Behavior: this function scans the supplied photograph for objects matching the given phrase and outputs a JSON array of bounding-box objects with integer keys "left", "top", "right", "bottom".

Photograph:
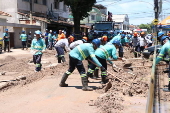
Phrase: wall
[
  {"left": 0, "top": 0, "right": 17, "bottom": 23},
  {"left": 18, "top": 0, "right": 47, "bottom": 14},
  {"left": 48, "top": 0, "right": 69, "bottom": 19}
]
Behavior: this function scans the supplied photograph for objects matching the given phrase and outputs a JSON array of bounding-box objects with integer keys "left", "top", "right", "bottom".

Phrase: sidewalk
[{"left": 0, "top": 48, "right": 31, "bottom": 60}]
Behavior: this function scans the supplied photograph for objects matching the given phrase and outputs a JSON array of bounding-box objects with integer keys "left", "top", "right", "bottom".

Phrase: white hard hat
[
  {"left": 35, "top": 30, "right": 41, "bottom": 35},
  {"left": 50, "top": 30, "right": 52, "bottom": 32}
]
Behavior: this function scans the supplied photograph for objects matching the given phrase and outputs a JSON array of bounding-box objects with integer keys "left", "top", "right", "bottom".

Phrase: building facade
[
  {"left": 0, "top": 0, "right": 72, "bottom": 47},
  {"left": 80, "top": 4, "right": 107, "bottom": 27},
  {"left": 112, "top": 14, "right": 130, "bottom": 30}
]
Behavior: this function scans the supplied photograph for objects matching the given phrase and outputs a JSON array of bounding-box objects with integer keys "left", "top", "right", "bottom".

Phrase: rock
[
  {"left": 16, "top": 76, "right": 26, "bottom": 81},
  {"left": 1, "top": 72, "right": 6, "bottom": 75}
]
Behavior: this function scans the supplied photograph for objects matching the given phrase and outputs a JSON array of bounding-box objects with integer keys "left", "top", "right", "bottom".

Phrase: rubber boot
[
  {"left": 86, "top": 72, "right": 93, "bottom": 78},
  {"left": 59, "top": 73, "right": 69, "bottom": 87},
  {"left": 134, "top": 52, "right": 137, "bottom": 58},
  {"left": 81, "top": 77, "right": 93, "bottom": 91},
  {"left": 58, "top": 57, "right": 62, "bottom": 63},
  {"left": 93, "top": 69, "right": 99, "bottom": 79},
  {"left": 61, "top": 56, "right": 66, "bottom": 62},
  {"left": 101, "top": 76, "right": 108, "bottom": 84}
]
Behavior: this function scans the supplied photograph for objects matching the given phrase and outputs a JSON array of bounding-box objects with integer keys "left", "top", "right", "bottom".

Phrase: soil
[{"left": 0, "top": 48, "right": 168, "bottom": 113}]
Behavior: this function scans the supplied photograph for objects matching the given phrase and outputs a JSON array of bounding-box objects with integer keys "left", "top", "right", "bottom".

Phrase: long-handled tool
[
  {"left": 108, "top": 58, "right": 143, "bottom": 61},
  {"left": 123, "top": 64, "right": 168, "bottom": 69},
  {"left": 88, "top": 59, "right": 131, "bottom": 87}
]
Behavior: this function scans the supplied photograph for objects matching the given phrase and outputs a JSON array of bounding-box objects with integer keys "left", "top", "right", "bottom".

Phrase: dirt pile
[
  {"left": 0, "top": 55, "right": 16, "bottom": 64},
  {"left": 92, "top": 92, "right": 124, "bottom": 113},
  {"left": 91, "top": 50, "right": 152, "bottom": 112},
  {"left": 0, "top": 58, "right": 30, "bottom": 72}
]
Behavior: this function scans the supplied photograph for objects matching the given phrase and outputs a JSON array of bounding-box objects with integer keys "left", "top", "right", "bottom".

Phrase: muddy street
[{"left": 0, "top": 48, "right": 169, "bottom": 113}]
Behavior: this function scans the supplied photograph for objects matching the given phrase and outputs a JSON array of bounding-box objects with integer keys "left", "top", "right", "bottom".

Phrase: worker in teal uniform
[
  {"left": 155, "top": 36, "right": 170, "bottom": 92},
  {"left": 87, "top": 39, "right": 124, "bottom": 84},
  {"left": 59, "top": 39, "right": 105, "bottom": 91},
  {"left": 31, "top": 30, "right": 46, "bottom": 72},
  {"left": 20, "top": 31, "right": 27, "bottom": 50},
  {"left": 3, "top": 29, "right": 10, "bottom": 52}
]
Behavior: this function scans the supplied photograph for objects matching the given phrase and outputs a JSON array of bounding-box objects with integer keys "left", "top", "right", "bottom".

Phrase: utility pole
[
  {"left": 154, "top": 0, "right": 159, "bottom": 44},
  {"left": 30, "top": 0, "right": 33, "bottom": 25}
]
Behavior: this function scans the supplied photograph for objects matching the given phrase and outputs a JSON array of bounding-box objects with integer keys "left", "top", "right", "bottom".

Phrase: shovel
[{"left": 123, "top": 64, "right": 168, "bottom": 69}]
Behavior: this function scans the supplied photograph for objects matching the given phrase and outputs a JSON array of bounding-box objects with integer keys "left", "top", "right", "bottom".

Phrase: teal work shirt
[
  {"left": 31, "top": 38, "right": 46, "bottom": 55},
  {"left": 156, "top": 41, "right": 170, "bottom": 64},
  {"left": 52, "top": 35, "right": 57, "bottom": 40},
  {"left": 95, "top": 44, "right": 118, "bottom": 64},
  {"left": 3, "top": 32, "right": 10, "bottom": 41},
  {"left": 20, "top": 34, "right": 27, "bottom": 41},
  {"left": 109, "top": 35, "right": 121, "bottom": 43},
  {"left": 121, "top": 37, "right": 129, "bottom": 44},
  {"left": 107, "top": 35, "right": 121, "bottom": 45},
  {"left": 69, "top": 43, "right": 102, "bottom": 67},
  {"left": 48, "top": 33, "right": 53, "bottom": 42},
  {"left": 107, "top": 33, "right": 115, "bottom": 39}
]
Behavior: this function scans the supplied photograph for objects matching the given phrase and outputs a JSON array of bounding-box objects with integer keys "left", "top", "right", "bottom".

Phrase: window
[
  {"left": 91, "top": 15, "right": 96, "bottom": 21},
  {"left": 23, "top": 0, "right": 29, "bottom": 2},
  {"left": 54, "top": 0, "right": 59, "bottom": 9},
  {"left": 34, "top": 0, "right": 38, "bottom": 3},
  {"left": 42, "top": 0, "right": 46, "bottom": 5}
]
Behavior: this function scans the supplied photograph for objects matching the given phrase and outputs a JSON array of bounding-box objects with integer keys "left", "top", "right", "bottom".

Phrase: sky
[{"left": 96, "top": 0, "right": 170, "bottom": 25}]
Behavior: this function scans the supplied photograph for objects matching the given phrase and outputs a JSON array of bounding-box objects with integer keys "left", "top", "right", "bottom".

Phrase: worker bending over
[{"left": 59, "top": 39, "right": 105, "bottom": 91}]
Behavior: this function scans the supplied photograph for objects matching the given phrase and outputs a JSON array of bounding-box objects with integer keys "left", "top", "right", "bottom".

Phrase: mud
[
  {"left": 91, "top": 49, "right": 152, "bottom": 112},
  {"left": 0, "top": 49, "right": 159, "bottom": 113}
]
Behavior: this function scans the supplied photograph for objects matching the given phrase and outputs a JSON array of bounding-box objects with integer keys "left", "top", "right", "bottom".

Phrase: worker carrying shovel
[
  {"left": 87, "top": 39, "right": 125, "bottom": 84},
  {"left": 59, "top": 39, "right": 105, "bottom": 91},
  {"left": 30, "top": 30, "right": 46, "bottom": 72},
  {"left": 155, "top": 36, "right": 170, "bottom": 92}
]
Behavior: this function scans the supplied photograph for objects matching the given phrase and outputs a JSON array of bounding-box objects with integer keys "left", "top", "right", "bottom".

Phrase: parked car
[{"left": 142, "top": 45, "right": 161, "bottom": 59}]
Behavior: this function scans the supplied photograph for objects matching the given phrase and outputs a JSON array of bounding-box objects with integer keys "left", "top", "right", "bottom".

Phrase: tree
[
  {"left": 60, "top": 0, "right": 96, "bottom": 39},
  {"left": 139, "top": 23, "right": 153, "bottom": 33}
]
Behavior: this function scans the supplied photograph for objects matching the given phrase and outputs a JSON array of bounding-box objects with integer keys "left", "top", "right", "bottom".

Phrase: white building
[
  {"left": 112, "top": 14, "right": 129, "bottom": 30},
  {"left": 0, "top": 0, "right": 71, "bottom": 48}
]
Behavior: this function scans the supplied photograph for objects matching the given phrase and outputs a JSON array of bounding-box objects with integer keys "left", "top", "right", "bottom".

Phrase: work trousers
[
  {"left": 67, "top": 55, "right": 86, "bottom": 75},
  {"left": 22, "top": 41, "right": 26, "bottom": 49},
  {"left": 45, "top": 39, "right": 48, "bottom": 48},
  {"left": 4, "top": 41, "right": 10, "bottom": 52},
  {"left": 88, "top": 56, "right": 107, "bottom": 77},
  {"left": 27, "top": 40, "right": 32, "bottom": 47},
  {"left": 55, "top": 46, "right": 64, "bottom": 63},
  {"left": 89, "top": 56, "right": 107, "bottom": 70},
  {"left": 119, "top": 46, "right": 124, "bottom": 57},
  {"left": 33, "top": 54, "right": 42, "bottom": 71}
]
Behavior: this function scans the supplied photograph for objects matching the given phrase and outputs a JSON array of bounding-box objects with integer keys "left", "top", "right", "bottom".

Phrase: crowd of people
[{"left": 2, "top": 28, "right": 170, "bottom": 91}]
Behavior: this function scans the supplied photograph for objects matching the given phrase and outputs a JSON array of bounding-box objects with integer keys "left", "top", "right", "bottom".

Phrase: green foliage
[
  {"left": 60, "top": 0, "right": 96, "bottom": 20},
  {"left": 60, "top": 0, "right": 96, "bottom": 38},
  {"left": 139, "top": 23, "right": 152, "bottom": 33}
]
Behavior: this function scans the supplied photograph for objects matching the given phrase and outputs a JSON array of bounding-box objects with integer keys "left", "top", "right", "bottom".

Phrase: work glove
[
  {"left": 41, "top": 50, "right": 46, "bottom": 53},
  {"left": 100, "top": 66, "right": 106, "bottom": 72},
  {"left": 30, "top": 50, "right": 39, "bottom": 55},
  {"left": 121, "top": 58, "right": 127, "bottom": 62},
  {"left": 112, "top": 64, "right": 117, "bottom": 68}
]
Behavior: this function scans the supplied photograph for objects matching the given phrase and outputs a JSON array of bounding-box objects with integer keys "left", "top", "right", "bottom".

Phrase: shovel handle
[
  {"left": 125, "top": 64, "right": 168, "bottom": 68},
  {"left": 88, "top": 59, "right": 131, "bottom": 86}
]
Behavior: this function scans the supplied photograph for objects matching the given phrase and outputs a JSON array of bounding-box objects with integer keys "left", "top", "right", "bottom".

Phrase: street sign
[{"left": 153, "top": 19, "right": 159, "bottom": 25}]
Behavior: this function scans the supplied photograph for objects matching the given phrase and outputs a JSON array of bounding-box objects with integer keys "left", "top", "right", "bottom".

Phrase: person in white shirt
[
  {"left": 138, "top": 32, "right": 146, "bottom": 52},
  {"left": 54, "top": 38, "right": 70, "bottom": 64},
  {"left": 145, "top": 33, "right": 153, "bottom": 47},
  {"left": 69, "top": 37, "right": 88, "bottom": 50}
]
